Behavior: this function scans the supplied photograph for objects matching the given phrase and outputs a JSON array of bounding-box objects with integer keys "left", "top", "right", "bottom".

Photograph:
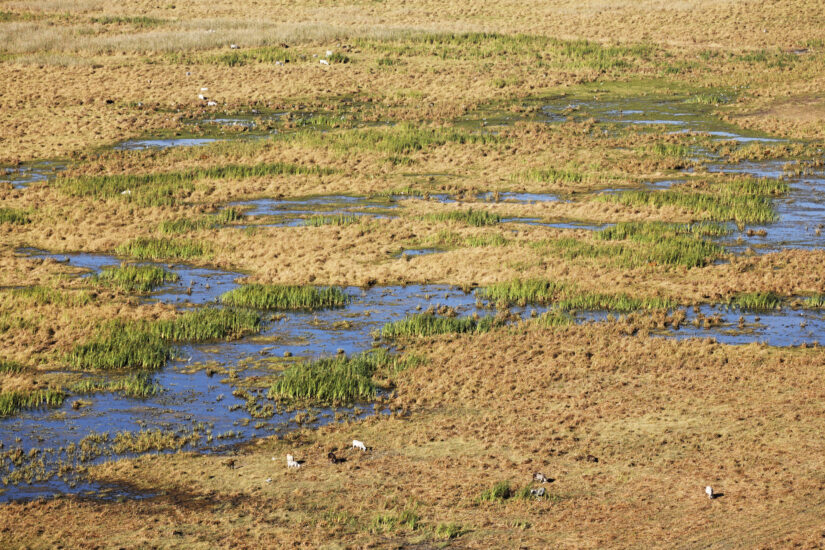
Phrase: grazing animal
[
  {"left": 328, "top": 452, "right": 342, "bottom": 464},
  {"left": 530, "top": 487, "right": 546, "bottom": 498},
  {"left": 326, "top": 50, "right": 333, "bottom": 57},
  {"left": 286, "top": 454, "right": 301, "bottom": 469},
  {"left": 198, "top": 94, "right": 206, "bottom": 101},
  {"left": 705, "top": 486, "right": 714, "bottom": 499},
  {"left": 352, "top": 439, "right": 367, "bottom": 451},
  {"left": 533, "top": 472, "right": 550, "bottom": 483},
  {"left": 230, "top": 44, "right": 239, "bottom": 49},
  {"left": 319, "top": 59, "right": 329, "bottom": 66},
  {"left": 207, "top": 101, "right": 217, "bottom": 106},
  {"left": 222, "top": 458, "right": 236, "bottom": 469}
]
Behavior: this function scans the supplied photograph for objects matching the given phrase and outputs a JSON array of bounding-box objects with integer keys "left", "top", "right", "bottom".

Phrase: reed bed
[
  {"left": 0, "top": 207, "right": 30, "bottom": 224},
  {"left": 268, "top": 351, "right": 387, "bottom": 404},
  {"left": 67, "top": 323, "right": 172, "bottom": 370},
  {"left": 304, "top": 214, "right": 360, "bottom": 227},
  {"left": 556, "top": 292, "right": 675, "bottom": 312},
  {"left": 8, "top": 285, "right": 93, "bottom": 306},
  {"left": 727, "top": 292, "right": 782, "bottom": 310},
  {"left": 0, "top": 389, "right": 65, "bottom": 417},
  {"left": 423, "top": 209, "right": 501, "bottom": 227},
  {"left": 149, "top": 307, "right": 261, "bottom": 342},
  {"left": 220, "top": 284, "right": 349, "bottom": 310},
  {"left": 0, "top": 359, "right": 25, "bottom": 374},
  {"left": 478, "top": 279, "right": 567, "bottom": 306},
  {"left": 115, "top": 237, "right": 209, "bottom": 260},
  {"left": 71, "top": 372, "right": 161, "bottom": 398},
  {"left": 91, "top": 264, "right": 178, "bottom": 292},
  {"left": 380, "top": 313, "right": 501, "bottom": 339},
  {"left": 55, "top": 162, "right": 330, "bottom": 206}
]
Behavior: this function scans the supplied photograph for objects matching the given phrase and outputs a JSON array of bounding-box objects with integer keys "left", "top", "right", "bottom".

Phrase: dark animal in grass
[
  {"left": 533, "top": 472, "right": 554, "bottom": 483},
  {"left": 328, "top": 452, "right": 345, "bottom": 464}
]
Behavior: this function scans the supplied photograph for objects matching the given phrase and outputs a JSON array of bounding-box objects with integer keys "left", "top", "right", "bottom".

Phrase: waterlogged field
[{"left": 2, "top": 0, "right": 825, "bottom": 547}]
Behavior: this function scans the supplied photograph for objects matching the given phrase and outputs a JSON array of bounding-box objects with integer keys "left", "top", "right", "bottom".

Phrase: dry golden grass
[{"left": 4, "top": 321, "right": 825, "bottom": 547}]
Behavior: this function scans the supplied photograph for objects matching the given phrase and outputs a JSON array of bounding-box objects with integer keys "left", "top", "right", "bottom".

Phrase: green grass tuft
[
  {"left": 220, "top": 284, "right": 349, "bottom": 310},
  {"left": 91, "top": 264, "right": 178, "bottom": 292},
  {"left": 728, "top": 292, "right": 782, "bottom": 311},
  {"left": 556, "top": 291, "right": 675, "bottom": 312},
  {"left": 305, "top": 214, "right": 360, "bottom": 227},
  {"left": 381, "top": 313, "right": 500, "bottom": 339},
  {"left": 424, "top": 209, "right": 501, "bottom": 227},
  {"left": 268, "top": 350, "right": 401, "bottom": 404},
  {"left": 0, "top": 359, "right": 25, "bottom": 374},
  {"left": 72, "top": 372, "right": 162, "bottom": 398},
  {"left": 0, "top": 389, "right": 65, "bottom": 417},
  {"left": 0, "top": 208, "right": 31, "bottom": 224},
  {"left": 115, "top": 237, "right": 209, "bottom": 260},
  {"left": 55, "top": 162, "right": 330, "bottom": 207},
  {"left": 479, "top": 279, "right": 567, "bottom": 306},
  {"left": 149, "top": 307, "right": 261, "bottom": 342}
]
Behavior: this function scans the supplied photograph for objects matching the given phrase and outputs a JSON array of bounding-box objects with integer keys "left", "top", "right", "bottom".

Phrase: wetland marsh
[{"left": 2, "top": 1, "right": 825, "bottom": 547}]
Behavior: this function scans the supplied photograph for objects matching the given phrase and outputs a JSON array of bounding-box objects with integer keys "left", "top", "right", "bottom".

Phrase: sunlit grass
[
  {"left": 0, "top": 208, "right": 31, "bottom": 224},
  {"left": 381, "top": 313, "right": 501, "bottom": 338},
  {"left": 0, "top": 389, "right": 65, "bottom": 417},
  {"left": 424, "top": 209, "right": 501, "bottom": 227},
  {"left": 91, "top": 264, "right": 178, "bottom": 292},
  {"left": 220, "top": 284, "right": 349, "bottom": 310},
  {"left": 115, "top": 237, "right": 209, "bottom": 260}
]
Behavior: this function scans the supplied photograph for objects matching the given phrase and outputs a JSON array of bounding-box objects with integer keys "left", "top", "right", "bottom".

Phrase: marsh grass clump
[
  {"left": 479, "top": 480, "right": 512, "bottom": 502},
  {"left": 56, "top": 162, "right": 330, "bottom": 207},
  {"left": 515, "top": 167, "right": 587, "bottom": 184},
  {"left": 466, "top": 233, "right": 509, "bottom": 247},
  {"left": 369, "top": 508, "right": 420, "bottom": 534},
  {"left": 205, "top": 46, "right": 295, "bottom": 66},
  {"left": 546, "top": 234, "right": 721, "bottom": 269},
  {"left": 91, "top": 264, "right": 178, "bottom": 292},
  {"left": 159, "top": 208, "right": 244, "bottom": 234},
  {"left": 220, "top": 284, "right": 349, "bottom": 311},
  {"left": 804, "top": 294, "right": 825, "bottom": 308},
  {"left": 381, "top": 313, "right": 500, "bottom": 339},
  {"left": 68, "top": 308, "right": 263, "bottom": 370},
  {"left": 0, "top": 359, "right": 25, "bottom": 374},
  {"left": 115, "top": 237, "right": 208, "bottom": 260},
  {"left": 72, "top": 372, "right": 161, "bottom": 398},
  {"left": 268, "top": 350, "right": 396, "bottom": 404},
  {"left": 592, "top": 221, "right": 727, "bottom": 267},
  {"left": 67, "top": 323, "right": 172, "bottom": 371},
  {"left": 9, "top": 285, "right": 93, "bottom": 306},
  {"left": 283, "top": 122, "right": 500, "bottom": 155},
  {"left": 305, "top": 214, "right": 360, "bottom": 227},
  {"left": 0, "top": 389, "right": 65, "bottom": 417},
  {"left": 479, "top": 279, "right": 567, "bottom": 306},
  {"left": 556, "top": 292, "right": 675, "bottom": 312},
  {"left": 424, "top": 209, "right": 501, "bottom": 227},
  {"left": 537, "top": 310, "right": 575, "bottom": 327},
  {"left": 0, "top": 207, "right": 30, "bottom": 224},
  {"left": 599, "top": 177, "right": 787, "bottom": 224},
  {"left": 149, "top": 307, "right": 261, "bottom": 342},
  {"left": 728, "top": 292, "right": 782, "bottom": 311},
  {"left": 435, "top": 523, "right": 464, "bottom": 540}
]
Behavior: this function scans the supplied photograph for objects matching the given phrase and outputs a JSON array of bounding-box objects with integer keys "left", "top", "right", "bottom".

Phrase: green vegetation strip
[
  {"left": 72, "top": 372, "right": 161, "bottom": 398},
  {"left": 598, "top": 177, "right": 788, "bottom": 224},
  {"left": 282, "top": 122, "right": 501, "bottom": 155},
  {"left": 115, "top": 237, "right": 209, "bottom": 260},
  {"left": 305, "top": 214, "right": 360, "bottom": 227},
  {"left": 67, "top": 308, "right": 262, "bottom": 370},
  {"left": 424, "top": 209, "right": 501, "bottom": 227},
  {"left": 268, "top": 350, "right": 419, "bottom": 405},
  {"left": 727, "top": 292, "right": 782, "bottom": 311},
  {"left": 381, "top": 313, "right": 501, "bottom": 338},
  {"left": 0, "top": 208, "right": 30, "bottom": 224},
  {"left": 91, "top": 264, "right": 178, "bottom": 293},
  {"left": 55, "top": 162, "right": 330, "bottom": 206},
  {"left": 220, "top": 284, "right": 349, "bottom": 310},
  {"left": 0, "top": 389, "right": 65, "bottom": 418},
  {"left": 159, "top": 208, "right": 243, "bottom": 234},
  {"left": 479, "top": 278, "right": 676, "bottom": 312}
]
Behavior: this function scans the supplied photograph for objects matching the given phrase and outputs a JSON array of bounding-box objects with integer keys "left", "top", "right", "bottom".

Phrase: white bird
[
  {"left": 264, "top": 477, "right": 272, "bottom": 483},
  {"left": 319, "top": 59, "right": 329, "bottom": 66},
  {"left": 201, "top": 87, "right": 208, "bottom": 91},
  {"left": 286, "top": 454, "right": 300, "bottom": 468},
  {"left": 120, "top": 189, "right": 131, "bottom": 195},
  {"left": 275, "top": 61, "right": 283, "bottom": 66},
  {"left": 705, "top": 486, "right": 714, "bottom": 499},
  {"left": 352, "top": 439, "right": 367, "bottom": 451},
  {"left": 198, "top": 94, "right": 206, "bottom": 100},
  {"left": 230, "top": 44, "right": 239, "bottom": 49},
  {"left": 207, "top": 101, "right": 217, "bottom": 106},
  {"left": 326, "top": 50, "right": 333, "bottom": 57}
]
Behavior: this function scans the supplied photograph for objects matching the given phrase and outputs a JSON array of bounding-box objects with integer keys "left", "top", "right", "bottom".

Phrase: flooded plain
[{"left": 3, "top": 93, "right": 825, "bottom": 502}]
